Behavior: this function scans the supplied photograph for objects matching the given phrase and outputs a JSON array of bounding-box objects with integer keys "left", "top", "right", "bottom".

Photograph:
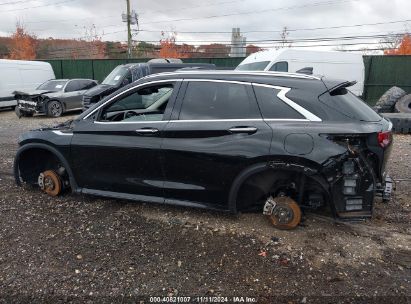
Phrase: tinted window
[
  {"left": 254, "top": 86, "right": 305, "bottom": 119},
  {"left": 180, "top": 82, "right": 260, "bottom": 120},
  {"left": 269, "top": 61, "right": 288, "bottom": 72},
  {"left": 235, "top": 61, "right": 270, "bottom": 71},
  {"left": 37, "top": 80, "right": 67, "bottom": 91},
  {"left": 65, "top": 80, "right": 82, "bottom": 92},
  {"left": 77, "top": 80, "right": 96, "bottom": 90},
  {"left": 319, "top": 89, "right": 382, "bottom": 122},
  {"left": 100, "top": 84, "right": 174, "bottom": 122}
]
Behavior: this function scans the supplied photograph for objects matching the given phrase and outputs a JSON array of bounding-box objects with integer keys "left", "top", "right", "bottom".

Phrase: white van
[
  {"left": 236, "top": 49, "right": 364, "bottom": 96},
  {"left": 0, "top": 59, "right": 55, "bottom": 109}
]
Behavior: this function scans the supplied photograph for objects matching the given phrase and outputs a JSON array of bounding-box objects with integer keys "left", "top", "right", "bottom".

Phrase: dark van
[{"left": 82, "top": 61, "right": 215, "bottom": 109}]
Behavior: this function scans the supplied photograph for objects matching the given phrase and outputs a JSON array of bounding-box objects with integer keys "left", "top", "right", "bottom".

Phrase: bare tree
[
  {"left": 275, "top": 26, "right": 292, "bottom": 50},
  {"left": 379, "top": 32, "right": 403, "bottom": 52}
]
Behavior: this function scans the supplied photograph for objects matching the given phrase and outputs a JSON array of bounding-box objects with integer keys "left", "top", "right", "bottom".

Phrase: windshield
[
  {"left": 37, "top": 80, "right": 68, "bottom": 91},
  {"left": 319, "top": 89, "right": 382, "bottom": 122},
  {"left": 235, "top": 61, "right": 270, "bottom": 71},
  {"left": 102, "top": 66, "right": 130, "bottom": 86}
]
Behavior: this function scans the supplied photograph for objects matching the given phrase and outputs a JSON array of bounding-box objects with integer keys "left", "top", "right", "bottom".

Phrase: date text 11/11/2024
[{"left": 149, "top": 296, "right": 257, "bottom": 303}]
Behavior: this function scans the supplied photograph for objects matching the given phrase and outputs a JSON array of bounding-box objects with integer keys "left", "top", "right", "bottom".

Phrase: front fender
[{"left": 14, "top": 142, "right": 78, "bottom": 191}]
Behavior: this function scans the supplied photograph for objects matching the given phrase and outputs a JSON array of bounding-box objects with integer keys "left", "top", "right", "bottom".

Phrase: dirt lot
[{"left": 0, "top": 110, "right": 410, "bottom": 303}]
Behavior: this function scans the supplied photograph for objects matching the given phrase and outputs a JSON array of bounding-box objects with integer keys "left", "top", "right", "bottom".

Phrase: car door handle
[
  {"left": 135, "top": 128, "right": 159, "bottom": 134},
  {"left": 228, "top": 127, "right": 258, "bottom": 134}
]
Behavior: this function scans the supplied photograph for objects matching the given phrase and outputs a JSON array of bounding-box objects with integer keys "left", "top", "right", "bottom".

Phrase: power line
[
  {"left": 34, "top": 40, "right": 394, "bottom": 58},
  {"left": 140, "top": 0, "right": 354, "bottom": 25},
  {"left": 136, "top": 18, "right": 411, "bottom": 34},
  {"left": 16, "top": 0, "right": 246, "bottom": 27},
  {"left": 0, "top": 0, "right": 37, "bottom": 6},
  {"left": 123, "top": 33, "right": 406, "bottom": 44},
  {"left": 0, "top": 0, "right": 76, "bottom": 12},
  {"left": 139, "top": 0, "right": 247, "bottom": 16}
]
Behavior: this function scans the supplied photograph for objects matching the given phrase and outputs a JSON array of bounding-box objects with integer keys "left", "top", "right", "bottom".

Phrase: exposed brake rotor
[
  {"left": 38, "top": 170, "right": 62, "bottom": 197},
  {"left": 263, "top": 196, "right": 302, "bottom": 230}
]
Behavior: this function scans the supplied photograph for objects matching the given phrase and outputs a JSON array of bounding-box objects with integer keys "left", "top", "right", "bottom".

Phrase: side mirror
[{"left": 122, "top": 78, "right": 130, "bottom": 86}]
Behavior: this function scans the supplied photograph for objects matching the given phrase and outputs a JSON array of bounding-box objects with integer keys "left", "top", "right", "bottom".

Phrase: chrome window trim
[
  {"left": 170, "top": 118, "right": 261, "bottom": 123},
  {"left": 94, "top": 120, "right": 167, "bottom": 124},
  {"left": 252, "top": 83, "right": 322, "bottom": 122},
  {"left": 140, "top": 70, "right": 320, "bottom": 81},
  {"left": 83, "top": 79, "right": 183, "bottom": 120},
  {"left": 85, "top": 78, "right": 321, "bottom": 124},
  {"left": 182, "top": 79, "right": 252, "bottom": 85},
  {"left": 93, "top": 118, "right": 309, "bottom": 125}
]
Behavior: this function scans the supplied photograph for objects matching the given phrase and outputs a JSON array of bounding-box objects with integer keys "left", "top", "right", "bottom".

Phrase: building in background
[{"left": 229, "top": 28, "right": 246, "bottom": 57}]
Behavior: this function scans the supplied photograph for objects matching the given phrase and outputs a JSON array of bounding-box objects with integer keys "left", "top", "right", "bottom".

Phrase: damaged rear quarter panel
[{"left": 266, "top": 120, "right": 390, "bottom": 217}]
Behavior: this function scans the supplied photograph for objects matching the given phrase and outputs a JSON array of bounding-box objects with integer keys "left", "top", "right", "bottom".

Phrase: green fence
[
  {"left": 44, "top": 57, "right": 244, "bottom": 84},
  {"left": 43, "top": 55, "right": 411, "bottom": 105},
  {"left": 363, "top": 55, "right": 411, "bottom": 105}
]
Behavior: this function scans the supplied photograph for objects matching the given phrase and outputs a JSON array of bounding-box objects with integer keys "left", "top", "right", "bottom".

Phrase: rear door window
[
  {"left": 235, "top": 61, "right": 270, "bottom": 71},
  {"left": 269, "top": 61, "right": 288, "bottom": 72},
  {"left": 179, "top": 81, "right": 260, "bottom": 120},
  {"left": 77, "top": 80, "right": 96, "bottom": 90},
  {"left": 65, "top": 80, "right": 82, "bottom": 92},
  {"left": 319, "top": 89, "right": 382, "bottom": 122},
  {"left": 253, "top": 86, "right": 305, "bottom": 119}
]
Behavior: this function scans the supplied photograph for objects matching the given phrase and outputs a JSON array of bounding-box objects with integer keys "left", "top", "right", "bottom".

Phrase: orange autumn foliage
[
  {"left": 159, "top": 32, "right": 188, "bottom": 58},
  {"left": 384, "top": 34, "right": 411, "bottom": 55},
  {"left": 9, "top": 23, "right": 37, "bottom": 60}
]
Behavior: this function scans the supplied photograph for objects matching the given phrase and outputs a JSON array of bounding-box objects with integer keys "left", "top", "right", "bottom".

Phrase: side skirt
[{"left": 79, "top": 188, "right": 230, "bottom": 212}]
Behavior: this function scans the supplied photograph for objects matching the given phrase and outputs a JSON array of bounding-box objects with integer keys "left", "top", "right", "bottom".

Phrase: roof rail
[{"left": 141, "top": 70, "right": 321, "bottom": 81}]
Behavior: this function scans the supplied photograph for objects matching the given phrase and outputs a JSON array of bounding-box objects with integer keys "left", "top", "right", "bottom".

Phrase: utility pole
[
  {"left": 122, "top": 1, "right": 138, "bottom": 58},
  {"left": 126, "top": 0, "right": 132, "bottom": 58}
]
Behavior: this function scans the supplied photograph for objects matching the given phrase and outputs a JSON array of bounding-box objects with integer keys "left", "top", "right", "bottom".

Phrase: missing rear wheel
[{"left": 264, "top": 196, "right": 302, "bottom": 230}]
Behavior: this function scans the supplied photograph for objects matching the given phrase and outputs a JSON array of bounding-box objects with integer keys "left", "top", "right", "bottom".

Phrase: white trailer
[
  {"left": 0, "top": 59, "right": 55, "bottom": 109},
  {"left": 236, "top": 49, "right": 365, "bottom": 96}
]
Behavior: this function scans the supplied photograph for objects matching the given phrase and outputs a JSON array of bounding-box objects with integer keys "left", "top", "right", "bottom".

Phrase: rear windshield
[
  {"left": 37, "top": 80, "right": 67, "bottom": 91},
  {"left": 319, "top": 88, "right": 382, "bottom": 122},
  {"left": 235, "top": 61, "right": 270, "bottom": 71}
]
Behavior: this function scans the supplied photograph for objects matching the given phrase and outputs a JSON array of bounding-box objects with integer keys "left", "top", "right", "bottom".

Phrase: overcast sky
[{"left": 0, "top": 0, "right": 409, "bottom": 52}]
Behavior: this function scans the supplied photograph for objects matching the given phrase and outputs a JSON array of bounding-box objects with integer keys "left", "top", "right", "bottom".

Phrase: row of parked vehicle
[
  {"left": 0, "top": 58, "right": 215, "bottom": 117},
  {"left": 2, "top": 50, "right": 368, "bottom": 119}
]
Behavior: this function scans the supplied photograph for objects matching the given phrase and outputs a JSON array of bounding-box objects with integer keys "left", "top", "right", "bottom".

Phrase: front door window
[{"left": 99, "top": 84, "right": 174, "bottom": 122}]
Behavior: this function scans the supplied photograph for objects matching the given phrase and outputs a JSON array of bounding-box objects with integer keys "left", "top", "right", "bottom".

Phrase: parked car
[
  {"left": 14, "top": 79, "right": 97, "bottom": 118},
  {"left": 236, "top": 49, "right": 365, "bottom": 96},
  {"left": 0, "top": 59, "right": 55, "bottom": 109},
  {"left": 14, "top": 71, "right": 393, "bottom": 229},
  {"left": 82, "top": 61, "right": 216, "bottom": 109}
]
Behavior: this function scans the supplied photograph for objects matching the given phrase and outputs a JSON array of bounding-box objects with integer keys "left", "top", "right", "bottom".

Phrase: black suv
[
  {"left": 14, "top": 71, "right": 393, "bottom": 229},
  {"left": 82, "top": 62, "right": 215, "bottom": 109}
]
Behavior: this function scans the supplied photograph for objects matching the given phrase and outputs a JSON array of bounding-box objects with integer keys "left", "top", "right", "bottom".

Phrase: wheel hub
[
  {"left": 263, "top": 196, "right": 302, "bottom": 230},
  {"left": 38, "top": 170, "right": 62, "bottom": 196}
]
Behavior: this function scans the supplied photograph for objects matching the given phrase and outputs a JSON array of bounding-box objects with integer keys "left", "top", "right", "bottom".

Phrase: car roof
[
  {"left": 137, "top": 70, "right": 333, "bottom": 92},
  {"left": 142, "top": 70, "right": 321, "bottom": 80},
  {"left": 121, "top": 62, "right": 215, "bottom": 69},
  {"left": 47, "top": 79, "right": 95, "bottom": 81}
]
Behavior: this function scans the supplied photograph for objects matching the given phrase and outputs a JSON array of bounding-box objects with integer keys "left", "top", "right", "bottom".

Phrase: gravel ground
[{"left": 0, "top": 110, "right": 410, "bottom": 303}]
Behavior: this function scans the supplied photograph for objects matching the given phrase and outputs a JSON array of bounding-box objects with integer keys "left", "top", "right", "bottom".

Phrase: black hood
[{"left": 84, "top": 84, "right": 117, "bottom": 97}]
